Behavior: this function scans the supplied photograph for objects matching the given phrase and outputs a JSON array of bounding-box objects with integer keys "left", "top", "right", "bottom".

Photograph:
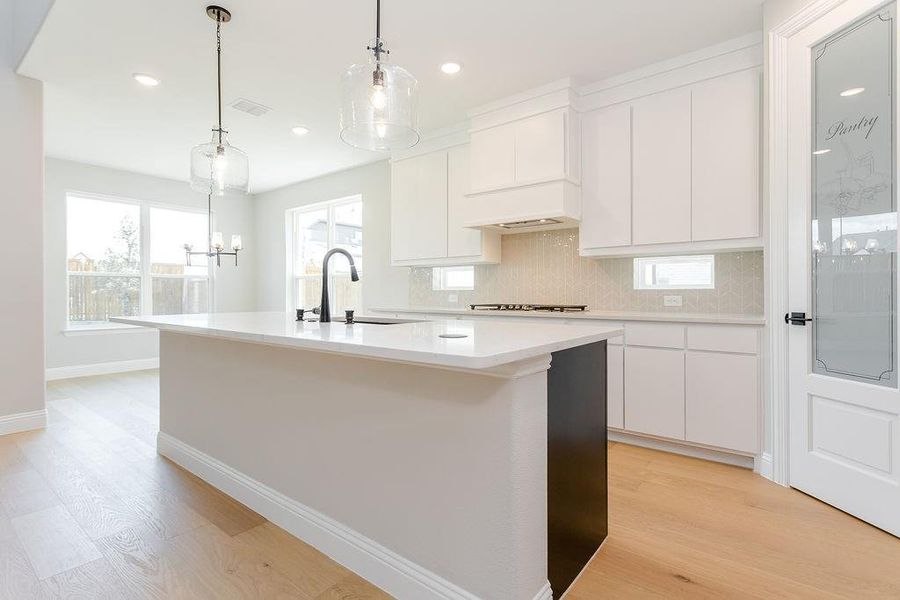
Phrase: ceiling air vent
[{"left": 230, "top": 98, "right": 272, "bottom": 117}]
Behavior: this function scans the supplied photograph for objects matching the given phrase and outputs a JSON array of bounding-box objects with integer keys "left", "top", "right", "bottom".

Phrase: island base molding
[
  {"left": 157, "top": 431, "right": 501, "bottom": 600},
  {"left": 0, "top": 408, "right": 47, "bottom": 436}
]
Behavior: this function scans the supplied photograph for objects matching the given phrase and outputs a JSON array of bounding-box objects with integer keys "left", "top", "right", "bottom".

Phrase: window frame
[
  {"left": 632, "top": 254, "right": 716, "bottom": 291},
  {"left": 432, "top": 266, "right": 475, "bottom": 291},
  {"left": 65, "top": 191, "right": 214, "bottom": 331},
  {"left": 285, "top": 194, "right": 363, "bottom": 312}
]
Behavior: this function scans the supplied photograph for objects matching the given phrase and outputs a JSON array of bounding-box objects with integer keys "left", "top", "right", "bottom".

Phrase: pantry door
[{"left": 787, "top": 0, "right": 900, "bottom": 537}]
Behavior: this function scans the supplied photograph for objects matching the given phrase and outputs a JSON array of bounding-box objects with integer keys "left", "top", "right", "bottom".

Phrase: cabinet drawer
[
  {"left": 686, "top": 352, "right": 759, "bottom": 453},
  {"left": 687, "top": 325, "right": 758, "bottom": 354},
  {"left": 625, "top": 346, "right": 685, "bottom": 440},
  {"left": 625, "top": 323, "right": 685, "bottom": 349}
]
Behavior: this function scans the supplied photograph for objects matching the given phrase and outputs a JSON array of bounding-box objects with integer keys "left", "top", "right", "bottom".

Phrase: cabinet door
[
  {"left": 447, "top": 145, "right": 484, "bottom": 258},
  {"left": 607, "top": 344, "right": 625, "bottom": 429},
  {"left": 686, "top": 352, "right": 759, "bottom": 453},
  {"left": 624, "top": 346, "right": 685, "bottom": 439},
  {"left": 581, "top": 105, "right": 632, "bottom": 249},
  {"left": 515, "top": 110, "right": 566, "bottom": 184},
  {"left": 390, "top": 152, "right": 448, "bottom": 262},
  {"left": 692, "top": 68, "right": 760, "bottom": 241},
  {"left": 632, "top": 88, "right": 692, "bottom": 245},
  {"left": 469, "top": 123, "right": 516, "bottom": 192}
]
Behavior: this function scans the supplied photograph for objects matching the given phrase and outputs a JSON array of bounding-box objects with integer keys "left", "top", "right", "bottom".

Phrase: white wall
[
  {"left": 254, "top": 160, "right": 409, "bottom": 312},
  {"left": 44, "top": 158, "right": 257, "bottom": 370},
  {"left": 0, "top": 0, "right": 45, "bottom": 422},
  {"left": 12, "top": 0, "right": 54, "bottom": 67}
]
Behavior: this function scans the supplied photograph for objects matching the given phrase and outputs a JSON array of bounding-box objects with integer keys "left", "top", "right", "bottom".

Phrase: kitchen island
[{"left": 113, "top": 311, "right": 622, "bottom": 599}]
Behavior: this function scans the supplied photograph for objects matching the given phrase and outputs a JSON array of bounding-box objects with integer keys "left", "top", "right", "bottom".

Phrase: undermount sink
[
  {"left": 303, "top": 316, "right": 423, "bottom": 325},
  {"left": 347, "top": 317, "right": 421, "bottom": 325}
]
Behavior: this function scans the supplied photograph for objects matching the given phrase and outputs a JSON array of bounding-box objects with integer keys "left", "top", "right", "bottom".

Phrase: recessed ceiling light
[
  {"left": 840, "top": 87, "right": 865, "bottom": 97},
  {"left": 292, "top": 125, "right": 310, "bottom": 136},
  {"left": 133, "top": 73, "right": 160, "bottom": 87},
  {"left": 813, "top": 149, "right": 831, "bottom": 155},
  {"left": 440, "top": 62, "right": 462, "bottom": 75}
]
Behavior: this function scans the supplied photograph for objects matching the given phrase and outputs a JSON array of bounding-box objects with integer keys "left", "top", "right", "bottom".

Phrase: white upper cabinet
[
  {"left": 391, "top": 145, "right": 500, "bottom": 266},
  {"left": 580, "top": 104, "right": 632, "bottom": 250},
  {"left": 579, "top": 67, "right": 762, "bottom": 256},
  {"left": 632, "top": 87, "right": 692, "bottom": 246},
  {"left": 391, "top": 152, "right": 448, "bottom": 262},
  {"left": 691, "top": 68, "right": 761, "bottom": 241},
  {"left": 447, "top": 145, "right": 484, "bottom": 258},
  {"left": 470, "top": 124, "right": 516, "bottom": 192},
  {"left": 469, "top": 108, "right": 578, "bottom": 194}
]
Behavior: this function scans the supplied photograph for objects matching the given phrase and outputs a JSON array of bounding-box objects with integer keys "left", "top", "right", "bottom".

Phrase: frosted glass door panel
[{"left": 811, "top": 5, "right": 896, "bottom": 386}]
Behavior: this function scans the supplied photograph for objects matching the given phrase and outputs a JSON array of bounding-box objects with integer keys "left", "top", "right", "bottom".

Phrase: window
[
  {"left": 149, "top": 207, "right": 210, "bottom": 315},
  {"left": 288, "top": 196, "right": 362, "bottom": 315},
  {"left": 432, "top": 266, "right": 475, "bottom": 291},
  {"left": 633, "top": 255, "right": 715, "bottom": 290},
  {"left": 66, "top": 194, "right": 211, "bottom": 328},
  {"left": 67, "top": 196, "right": 142, "bottom": 325}
]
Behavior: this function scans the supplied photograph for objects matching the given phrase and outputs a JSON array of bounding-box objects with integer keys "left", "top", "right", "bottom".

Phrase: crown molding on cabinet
[
  {"left": 468, "top": 80, "right": 580, "bottom": 133},
  {"left": 577, "top": 32, "right": 763, "bottom": 112},
  {"left": 398, "top": 32, "right": 763, "bottom": 156}
]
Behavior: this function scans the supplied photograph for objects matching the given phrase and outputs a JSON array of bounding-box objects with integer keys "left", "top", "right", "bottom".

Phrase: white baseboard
[
  {"left": 158, "top": 432, "right": 517, "bottom": 600},
  {"left": 45, "top": 358, "right": 159, "bottom": 381},
  {"left": 756, "top": 452, "right": 774, "bottom": 480},
  {"left": 533, "top": 582, "right": 553, "bottom": 600},
  {"left": 0, "top": 409, "right": 47, "bottom": 436},
  {"left": 609, "top": 429, "right": 755, "bottom": 469}
]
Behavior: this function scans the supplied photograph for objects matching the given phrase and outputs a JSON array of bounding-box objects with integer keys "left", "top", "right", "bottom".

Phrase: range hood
[{"left": 462, "top": 179, "right": 581, "bottom": 233}]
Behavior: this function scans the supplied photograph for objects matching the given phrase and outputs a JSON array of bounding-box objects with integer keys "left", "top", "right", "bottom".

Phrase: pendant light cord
[
  {"left": 208, "top": 193, "right": 213, "bottom": 252},
  {"left": 369, "top": 0, "right": 386, "bottom": 66},
  {"left": 375, "top": 0, "right": 381, "bottom": 42},
  {"left": 216, "top": 12, "right": 223, "bottom": 144}
]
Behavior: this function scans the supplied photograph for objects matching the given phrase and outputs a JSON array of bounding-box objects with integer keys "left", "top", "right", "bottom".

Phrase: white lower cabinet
[
  {"left": 624, "top": 346, "right": 685, "bottom": 440},
  {"left": 369, "top": 312, "right": 762, "bottom": 457},
  {"left": 607, "top": 344, "right": 624, "bottom": 429},
  {"left": 686, "top": 351, "right": 759, "bottom": 454}
]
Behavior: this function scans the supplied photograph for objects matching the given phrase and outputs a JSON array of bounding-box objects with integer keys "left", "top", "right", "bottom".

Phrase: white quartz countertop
[
  {"left": 370, "top": 306, "right": 766, "bottom": 326},
  {"left": 112, "top": 312, "right": 623, "bottom": 371}
]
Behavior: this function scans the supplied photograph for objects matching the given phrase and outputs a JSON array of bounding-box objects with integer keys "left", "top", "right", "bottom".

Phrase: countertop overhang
[{"left": 112, "top": 311, "right": 623, "bottom": 371}]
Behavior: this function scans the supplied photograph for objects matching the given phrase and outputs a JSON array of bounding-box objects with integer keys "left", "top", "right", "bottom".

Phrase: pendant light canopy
[
  {"left": 190, "top": 5, "right": 249, "bottom": 196},
  {"left": 340, "top": 0, "right": 419, "bottom": 152}
]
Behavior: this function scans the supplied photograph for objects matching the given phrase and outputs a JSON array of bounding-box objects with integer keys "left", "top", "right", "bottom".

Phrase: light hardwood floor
[{"left": 0, "top": 371, "right": 897, "bottom": 599}]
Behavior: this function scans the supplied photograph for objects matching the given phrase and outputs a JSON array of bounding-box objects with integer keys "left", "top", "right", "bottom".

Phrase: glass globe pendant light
[
  {"left": 340, "top": 0, "right": 419, "bottom": 152},
  {"left": 190, "top": 6, "right": 249, "bottom": 195}
]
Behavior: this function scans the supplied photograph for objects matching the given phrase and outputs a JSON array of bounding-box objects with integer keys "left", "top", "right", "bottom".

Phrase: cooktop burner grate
[{"left": 469, "top": 304, "right": 588, "bottom": 312}]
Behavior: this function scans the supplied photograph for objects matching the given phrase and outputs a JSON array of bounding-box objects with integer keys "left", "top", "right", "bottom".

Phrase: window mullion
[{"left": 141, "top": 204, "right": 152, "bottom": 315}]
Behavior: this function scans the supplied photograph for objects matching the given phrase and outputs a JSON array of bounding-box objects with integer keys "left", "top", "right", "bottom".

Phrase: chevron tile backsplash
[{"left": 408, "top": 229, "right": 764, "bottom": 315}]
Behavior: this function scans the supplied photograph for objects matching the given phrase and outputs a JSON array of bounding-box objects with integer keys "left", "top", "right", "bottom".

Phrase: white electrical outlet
[
  {"left": 664, "top": 295, "right": 683, "bottom": 307},
  {"left": 448, "top": 293, "right": 459, "bottom": 303}
]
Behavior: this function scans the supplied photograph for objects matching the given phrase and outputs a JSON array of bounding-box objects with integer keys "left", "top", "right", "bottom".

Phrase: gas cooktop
[{"left": 469, "top": 303, "right": 588, "bottom": 312}]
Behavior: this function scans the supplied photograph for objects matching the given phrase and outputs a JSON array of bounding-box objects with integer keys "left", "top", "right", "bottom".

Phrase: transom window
[
  {"left": 288, "top": 196, "right": 363, "bottom": 315},
  {"left": 66, "top": 194, "right": 211, "bottom": 329},
  {"left": 633, "top": 255, "right": 715, "bottom": 290}
]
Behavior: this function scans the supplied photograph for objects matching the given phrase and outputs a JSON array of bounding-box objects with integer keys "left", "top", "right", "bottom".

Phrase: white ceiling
[{"left": 20, "top": 0, "right": 764, "bottom": 193}]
